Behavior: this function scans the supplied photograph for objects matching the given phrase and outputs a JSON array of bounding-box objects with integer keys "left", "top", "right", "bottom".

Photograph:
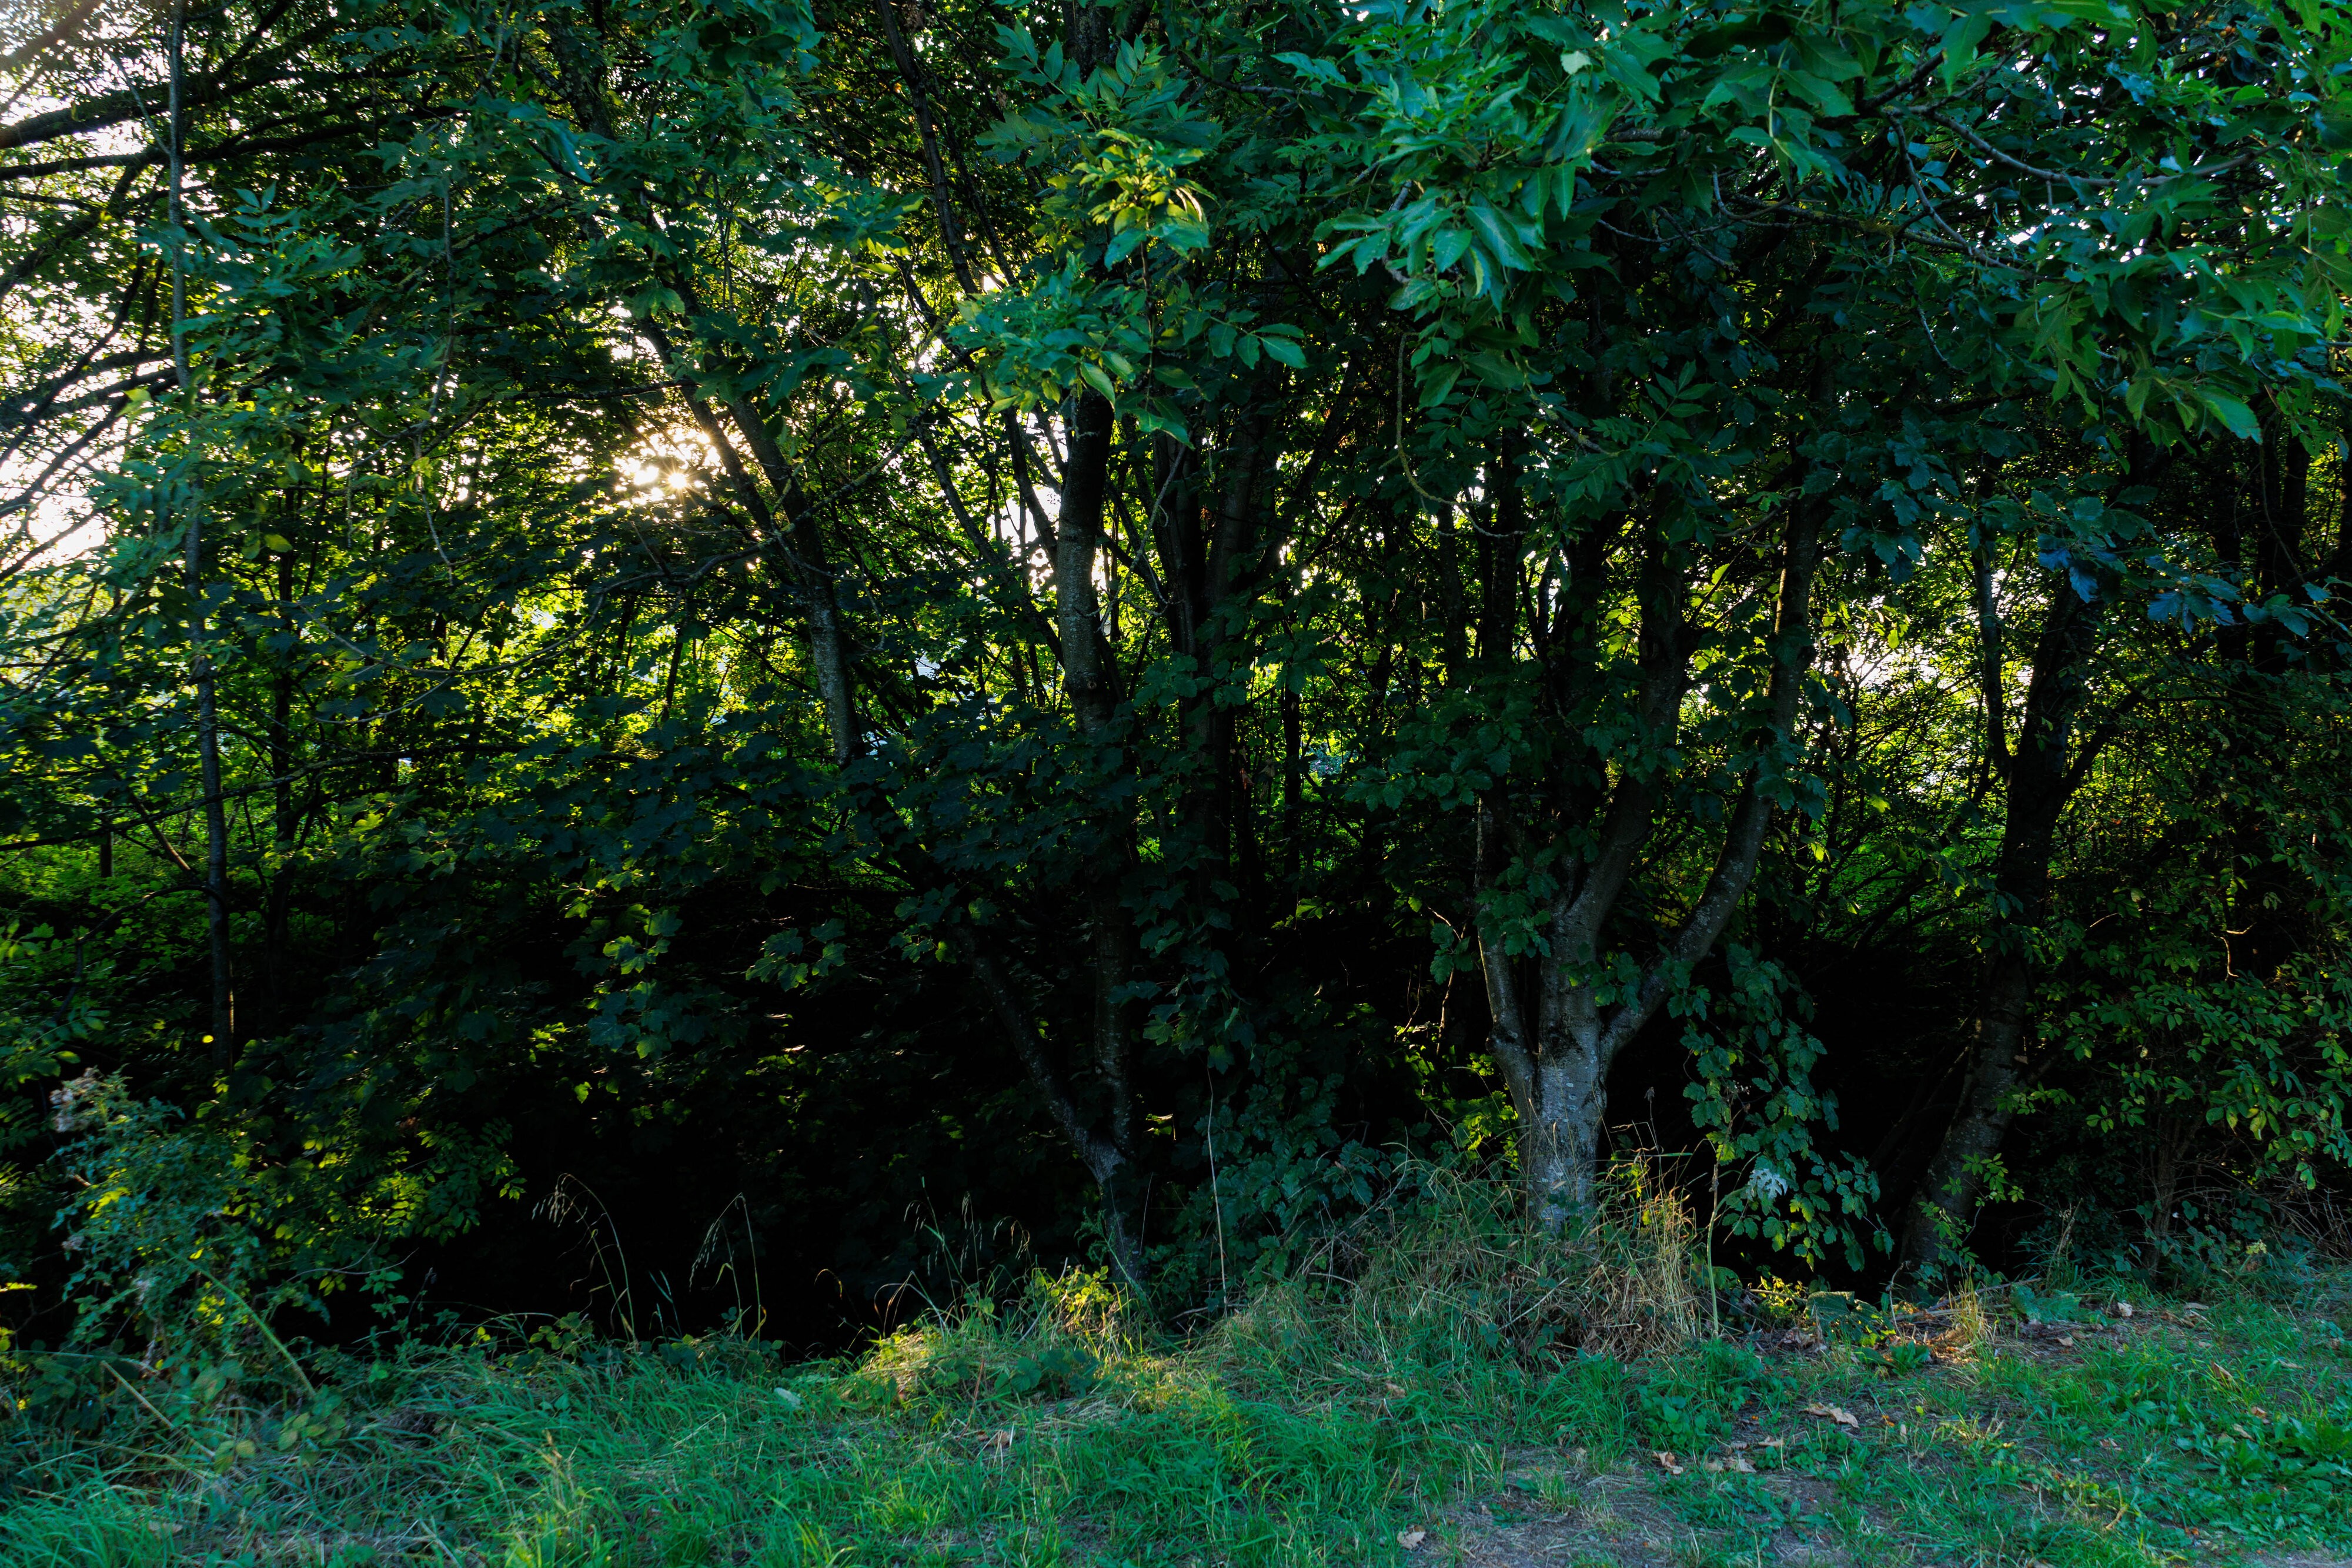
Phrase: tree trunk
[
  {"left": 166, "top": 2, "right": 233, "bottom": 1060},
  {"left": 1168, "top": 412, "right": 1269, "bottom": 914},
  {"left": 1902, "top": 577, "right": 2105, "bottom": 1274},
  {"left": 1280, "top": 677, "right": 1302, "bottom": 880},
  {"left": 1051, "top": 389, "right": 1150, "bottom": 1290},
  {"left": 554, "top": 4, "right": 1156, "bottom": 1285},
  {"left": 544, "top": 13, "right": 863, "bottom": 765},
  {"left": 730, "top": 412, "right": 861, "bottom": 764},
  {"left": 1478, "top": 452, "right": 1825, "bottom": 1232},
  {"left": 265, "top": 548, "right": 296, "bottom": 1031},
  {"left": 1518, "top": 1022, "right": 1608, "bottom": 1226}
]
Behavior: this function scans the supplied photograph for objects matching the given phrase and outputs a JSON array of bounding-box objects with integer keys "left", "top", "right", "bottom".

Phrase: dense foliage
[{"left": 2, "top": 0, "right": 2350, "bottom": 1353}]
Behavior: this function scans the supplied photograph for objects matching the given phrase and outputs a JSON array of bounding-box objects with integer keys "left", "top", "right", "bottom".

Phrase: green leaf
[
  {"left": 2202, "top": 392, "right": 2261, "bottom": 442},
  {"left": 1940, "top": 12, "right": 1993, "bottom": 87},
  {"left": 1466, "top": 204, "right": 1531, "bottom": 270}
]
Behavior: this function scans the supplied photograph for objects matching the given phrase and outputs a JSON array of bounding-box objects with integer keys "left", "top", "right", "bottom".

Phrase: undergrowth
[{"left": 2, "top": 1172, "right": 2348, "bottom": 1567}]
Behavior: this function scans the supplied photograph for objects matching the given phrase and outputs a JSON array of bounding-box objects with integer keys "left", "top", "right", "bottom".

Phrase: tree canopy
[{"left": 3, "top": 0, "right": 2350, "bottom": 1343}]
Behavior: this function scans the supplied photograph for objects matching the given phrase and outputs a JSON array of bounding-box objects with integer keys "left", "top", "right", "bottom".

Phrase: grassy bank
[{"left": 4, "top": 1217, "right": 2349, "bottom": 1567}]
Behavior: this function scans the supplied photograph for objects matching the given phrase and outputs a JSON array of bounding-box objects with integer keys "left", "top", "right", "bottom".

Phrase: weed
[
  {"left": 1751, "top": 1275, "right": 1808, "bottom": 1329},
  {"left": 1636, "top": 1342, "right": 1784, "bottom": 1450},
  {"left": 3, "top": 1193, "right": 2350, "bottom": 1567},
  {"left": 1948, "top": 1277, "right": 1997, "bottom": 1358}
]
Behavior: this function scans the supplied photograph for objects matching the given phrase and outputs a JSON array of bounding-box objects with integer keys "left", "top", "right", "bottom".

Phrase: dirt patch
[{"left": 1433, "top": 1465, "right": 1856, "bottom": 1567}]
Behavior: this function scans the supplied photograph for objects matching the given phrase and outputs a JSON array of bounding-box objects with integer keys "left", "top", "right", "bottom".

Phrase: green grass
[{"left": 4, "top": 1259, "right": 2350, "bottom": 1567}]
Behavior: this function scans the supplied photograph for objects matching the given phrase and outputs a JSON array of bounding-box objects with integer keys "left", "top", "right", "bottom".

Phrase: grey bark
[{"left": 1480, "top": 462, "right": 1826, "bottom": 1231}]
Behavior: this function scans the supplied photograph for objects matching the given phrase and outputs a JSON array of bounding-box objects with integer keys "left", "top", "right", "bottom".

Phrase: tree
[{"left": 2, "top": 0, "right": 2348, "bottom": 1332}]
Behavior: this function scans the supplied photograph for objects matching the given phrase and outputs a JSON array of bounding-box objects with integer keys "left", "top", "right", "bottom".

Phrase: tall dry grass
[
  {"left": 1212, "top": 1155, "right": 1708, "bottom": 1401},
  {"left": 835, "top": 1155, "right": 1714, "bottom": 1425}
]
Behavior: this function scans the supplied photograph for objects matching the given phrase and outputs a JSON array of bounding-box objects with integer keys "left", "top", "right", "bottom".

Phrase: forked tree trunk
[{"left": 1480, "top": 465, "right": 1826, "bottom": 1232}]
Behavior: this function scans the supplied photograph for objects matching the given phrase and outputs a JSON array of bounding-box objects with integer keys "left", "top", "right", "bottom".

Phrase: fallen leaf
[
  {"left": 148, "top": 1522, "right": 182, "bottom": 1538},
  {"left": 1396, "top": 1527, "right": 1427, "bottom": 1550},
  {"left": 1760, "top": 1436, "right": 1785, "bottom": 1449},
  {"left": 1653, "top": 1450, "right": 1685, "bottom": 1476},
  {"left": 1725, "top": 1453, "right": 1756, "bottom": 1473},
  {"left": 980, "top": 1428, "right": 1016, "bottom": 1457},
  {"left": 1803, "top": 1402, "right": 1860, "bottom": 1428},
  {"left": 2115, "top": 1300, "right": 2134, "bottom": 1319},
  {"left": 1702, "top": 1459, "right": 1723, "bottom": 1473},
  {"left": 2100, "top": 1437, "right": 2123, "bottom": 1450},
  {"left": 2057, "top": 1335, "right": 2075, "bottom": 1348}
]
